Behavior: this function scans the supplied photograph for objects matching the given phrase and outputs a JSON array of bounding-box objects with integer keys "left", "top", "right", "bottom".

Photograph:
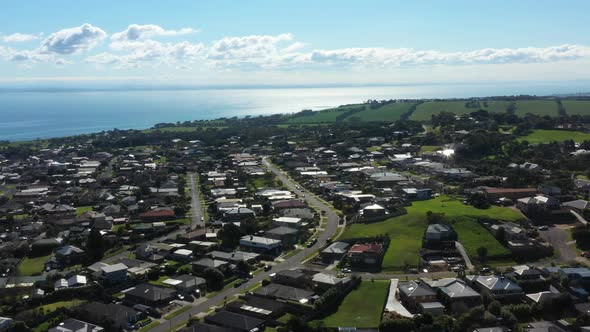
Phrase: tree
[
  {"left": 477, "top": 246, "right": 488, "bottom": 263},
  {"left": 217, "top": 223, "right": 241, "bottom": 249},
  {"left": 203, "top": 267, "right": 224, "bottom": 291},
  {"left": 86, "top": 228, "right": 105, "bottom": 262},
  {"left": 380, "top": 318, "right": 414, "bottom": 332}
]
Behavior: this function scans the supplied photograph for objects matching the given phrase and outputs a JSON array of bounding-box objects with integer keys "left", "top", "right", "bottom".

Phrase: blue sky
[{"left": 1, "top": 0, "right": 590, "bottom": 86}]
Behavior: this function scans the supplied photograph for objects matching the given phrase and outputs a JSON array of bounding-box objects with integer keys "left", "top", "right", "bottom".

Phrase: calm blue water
[{"left": 0, "top": 82, "right": 588, "bottom": 141}]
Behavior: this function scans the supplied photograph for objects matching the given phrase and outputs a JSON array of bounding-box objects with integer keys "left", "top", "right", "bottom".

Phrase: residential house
[
  {"left": 77, "top": 302, "right": 142, "bottom": 330},
  {"left": 99, "top": 263, "right": 128, "bottom": 282},
  {"left": 48, "top": 318, "right": 104, "bottom": 332},
  {"left": 163, "top": 274, "right": 206, "bottom": 294},
  {"left": 209, "top": 251, "right": 259, "bottom": 264},
  {"left": 239, "top": 235, "right": 281, "bottom": 254},
  {"left": 398, "top": 281, "right": 438, "bottom": 311},
  {"left": 346, "top": 243, "right": 384, "bottom": 266},
  {"left": 265, "top": 227, "right": 299, "bottom": 247},
  {"left": 563, "top": 199, "right": 590, "bottom": 214},
  {"left": 192, "top": 258, "right": 230, "bottom": 274},
  {"left": 223, "top": 207, "right": 255, "bottom": 221},
  {"left": 424, "top": 278, "right": 481, "bottom": 313},
  {"left": 423, "top": 223, "right": 458, "bottom": 249},
  {"left": 272, "top": 216, "right": 303, "bottom": 229},
  {"left": 138, "top": 207, "right": 175, "bottom": 222},
  {"left": 204, "top": 310, "right": 265, "bottom": 332},
  {"left": 320, "top": 242, "right": 350, "bottom": 263},
  {"left": 358, "top": 203, "right": 388, "bottom": 219},
  {"left": 55, "top": 245, "right": 86, "bottom": 266},
  {"left": 402, "top": 188, "right": 433, "bottom": 201},
  {"left": 254, "top": 283, "right": 315, "bottom": 304},
  {"left": 271, "top": 269, "right": 311, "bottom": 288},
  {"left": 123, "top": 283, "right": 177, "bottom": 307},
  {"left": 467, "top": 275, "right": 523, "bottom": 301}
]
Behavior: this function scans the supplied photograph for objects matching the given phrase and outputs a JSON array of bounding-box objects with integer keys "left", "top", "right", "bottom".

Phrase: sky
[{"left": 1, "top": 0, "right": 590, "bottom": 87}]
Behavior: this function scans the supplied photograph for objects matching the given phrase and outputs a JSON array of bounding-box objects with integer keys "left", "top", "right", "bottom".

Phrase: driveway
[{"left": 539, "top": 225, "right": 578, "bottom": 263}]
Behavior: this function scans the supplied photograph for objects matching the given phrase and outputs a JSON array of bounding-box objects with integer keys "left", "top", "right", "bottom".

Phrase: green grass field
[
  {"left": 18, "top": 255, "right": 51, "bottom": 275},
  {"left": 341, "top": 195, "right": 521, "bottom": 270},
  {"left": 517, "top": 129, "right": 590, "bottom": 144},
  {"left": 286, "top": 102, "right": 414, "bottom": 124},
  {"left": 351, "top": 102, "right": 414, "bottom": 122},
  {"left": 410, "top": 100, "right": 513, "bottom": 121},
  {"left": 419, "top": 145, "right": 442, "bottom": 153},
  {"left": 323, "top": 280, "right": 389, "bottom": 328},
  {"left": 562, "top": 100, "right": 590, "bottom": 116},
  {"left": 449, "top": 216, "right": 511, "bottom": 258},
  {"left": 287, "top": 104, "right": 365, "bottom": 124},
  {"left": 75, "top": 206, "right": 93, "bottom": 216},
  {"left": 39, "top": 300, "right": 86, "bottom": 313},
  {"left": 514, "top": 100, "right": 558, "bottom": 117}
]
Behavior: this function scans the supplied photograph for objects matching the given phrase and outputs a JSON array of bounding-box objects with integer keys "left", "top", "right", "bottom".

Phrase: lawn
[
  {"left": 75, "top": 206, "right": 93, "bottom": 216},
  {"left": 563, "top": 100, "right": 590, "bottom": 116},
  {"left": 514, "top": 100, "right": 558, "bottom": 117},
  {"left": 351, "top": 102, "right": 414, "bottom": 122},
  {"left": 517, "top": 129, "right": 590, "bottom": 144},
  {"left": 18, "top": 255, "right": 51, "bottom": 275},
  {"left": 449, "top": 216, "right": 511, "bottom": 259},
  {"left": 323, "top": 280, "right": 389, "bottom": 328},
  {"left": 419, "top": 145, "right": 442, "bottom": 153},
  {"left": 39, "top": 300, "right": 86, "bottom": 313},
  {"left": 149, "top": 275, "right": 171, "bottom": 286},
  {"left": 341, "top": 195, "right": 521, "bottom": 270}
]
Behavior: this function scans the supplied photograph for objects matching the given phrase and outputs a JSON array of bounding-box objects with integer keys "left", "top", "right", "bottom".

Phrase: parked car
[
  {"left": 538, "top": 225, "right": 549, "bottom": 231},
  {"left": 341, "top": 268, "right": 351, "bottom": 273}
]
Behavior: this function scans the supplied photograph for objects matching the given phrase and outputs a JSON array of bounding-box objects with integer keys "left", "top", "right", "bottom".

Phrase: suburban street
[
  {"left": 188, "top": 173, "right": 205, "bottom": 228},
  {"left": 147, "top": 157, "right": 341, "bottom": 332}
]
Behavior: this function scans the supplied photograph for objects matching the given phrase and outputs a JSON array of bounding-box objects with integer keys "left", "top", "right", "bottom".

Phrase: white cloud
[
  {"left": 40, "top": 23, "right": 107, "bottom": 55},
  {"left": 111, "top": 24, "right": 196, "bottom": 41},
  {"left": 2, "top": 33, "right": 39, "bottom": 43},
  {"left": 307, "top": 44, "right": 590, "bottom": 67},
  {"left": 87, "top": 39, "right": 204, "bottom": 67}
]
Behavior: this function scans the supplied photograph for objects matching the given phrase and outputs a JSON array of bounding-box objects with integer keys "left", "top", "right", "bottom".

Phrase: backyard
[
  {"left": 17, "top": 254, "right": 51, "bottom": 275},
  {"left": 322, "top": 280, "right": 389, "bottom": 328}
]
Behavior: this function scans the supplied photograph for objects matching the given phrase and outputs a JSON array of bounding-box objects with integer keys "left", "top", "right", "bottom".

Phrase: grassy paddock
[
  {"left": 323, "top": 280, "right": 389, "bottom": 328},
  {"left": 341, "top": 195, "right": 521, "bottom": 270},
  {"left": 517, "top": 129, "right": 590, "bottom": 144}
]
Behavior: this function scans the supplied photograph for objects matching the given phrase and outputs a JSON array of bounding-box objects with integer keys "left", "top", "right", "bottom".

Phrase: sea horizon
[{"left": 1, "top": 81, "right": 589, "bottom": 142}]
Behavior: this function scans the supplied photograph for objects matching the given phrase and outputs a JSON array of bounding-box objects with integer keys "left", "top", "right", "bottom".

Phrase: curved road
[{"left": 148, "top": 157, "right": 340, "bottom": 332}]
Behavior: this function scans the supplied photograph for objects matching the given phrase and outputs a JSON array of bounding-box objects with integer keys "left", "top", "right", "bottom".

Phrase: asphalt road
[
  {"left": 188, "top": 173, "right": 205, "bottom": 228},
  {"left": 147, "top": 157, "right": 341, "bottom": 332},
  {"left": 539, "top": 225, "right": 580, "bottom": 263}
]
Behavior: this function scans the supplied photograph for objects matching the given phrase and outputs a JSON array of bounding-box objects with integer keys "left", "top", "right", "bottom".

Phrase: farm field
[
  {"left": 562, "top": 100, "right": 590, "bottom": 115},
  {"left": 286, "top": 104, "right": 366, "bottom": 124},
  {"left": 517, "top": 129, "right": 590, "bottom": 144},
  {"left": 410, "top": 100, "right": 512, "bottom": 121},
  {"left": 323, "top": 280, "right": 389, "bottom": 328},
  {"left": 286, "top": 102, "right": 414, "bottom": 123},
  {"left": 341, "top": 195, "right": 521, "bottom": 270},
  {"left": 351, "top": 102, "right": 414, "bottom": 122},
  {"left": 514, "top": 100, "right": 558, "bottom": 117}
]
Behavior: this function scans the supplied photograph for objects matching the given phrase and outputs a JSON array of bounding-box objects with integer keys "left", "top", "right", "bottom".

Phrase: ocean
[{"left": 0, "top": 82, "right": 588, "bottom": 141}]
